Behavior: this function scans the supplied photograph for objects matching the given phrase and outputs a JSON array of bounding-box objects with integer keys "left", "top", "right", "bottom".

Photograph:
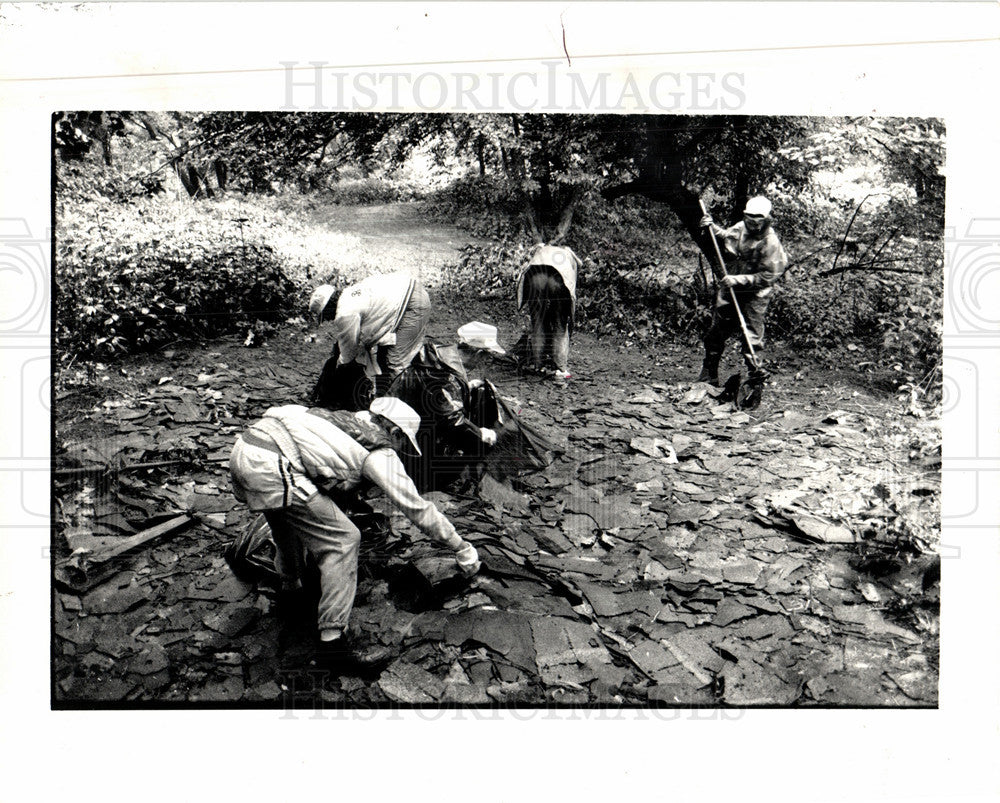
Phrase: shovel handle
[{"left": 698, "top": 200, "right": 760, "bottom": 371}]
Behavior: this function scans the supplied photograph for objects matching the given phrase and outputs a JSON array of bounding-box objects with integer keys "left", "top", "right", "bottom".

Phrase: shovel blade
[
  {"left": 718, "top": 373, "right": 742, "bottom": 404},
  {"left": 736, "top": 371, "right": 766, "bottom": 410}
]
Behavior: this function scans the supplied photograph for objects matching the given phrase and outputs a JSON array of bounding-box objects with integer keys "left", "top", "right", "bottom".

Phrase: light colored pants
[
  {"left": 264, "top": 494, "right": 361, "bottom": 636},
  {"left": 385, "top": 283, "right": 431, "bottom": 375}
]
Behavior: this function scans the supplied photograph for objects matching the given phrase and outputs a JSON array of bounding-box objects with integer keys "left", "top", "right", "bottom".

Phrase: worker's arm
[
  {"left": 437, "top": 384, "right": 495, "bottom": 450},
  {"left": 333, "top": 312, "right": 362, "bottom": 365},
  {"left": 361, "top": 448, "right": 464, "bottom": 550},
  {"left": 699, "top": 215, "right": 740, "bottom": 259}
]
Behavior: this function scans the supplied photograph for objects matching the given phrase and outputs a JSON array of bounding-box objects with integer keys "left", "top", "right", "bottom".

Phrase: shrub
[
  {"left": 56, "top": 199, "right": 302, "bottom": 362},
  {"left": 323, "top": 176, "right": 420, "bottom": 205}
]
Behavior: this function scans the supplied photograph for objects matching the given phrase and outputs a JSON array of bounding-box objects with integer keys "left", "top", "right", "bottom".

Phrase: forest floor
[{"left": 52, "top": 203, "right": 940, "bottom": 707}]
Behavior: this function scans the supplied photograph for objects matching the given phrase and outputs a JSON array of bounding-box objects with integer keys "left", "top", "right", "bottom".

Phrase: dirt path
[
  {"left": 294, "top": 201, "right": 479, "bottom": 284},
  {"left": 52, "top": 206, "right": 940, "bottom": 707}
]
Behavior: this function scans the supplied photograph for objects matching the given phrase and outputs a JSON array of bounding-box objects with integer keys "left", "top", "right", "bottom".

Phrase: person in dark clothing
[
  {"left": 384, "top": 344, "right": 498, "bottom": 491},
  {"left": 516, "top": 244, "right": 583, "bottom": 380},
  {"left": 697, "top": 196, "right": 788, "bottom": 385}
]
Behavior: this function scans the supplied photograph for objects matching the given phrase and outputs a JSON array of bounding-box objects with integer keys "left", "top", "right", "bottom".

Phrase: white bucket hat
[
  {"left": 457, "top": 321, "right": 506, "bottom": 354},
  {"left": 369, "top": 397, "right": 422, "bottom": 455},
  {"left": 309, "top": 284, "right": 337, "bottom": 325},
  {"left": 743, "top": 196, "right": 772, "bottom": 217}
]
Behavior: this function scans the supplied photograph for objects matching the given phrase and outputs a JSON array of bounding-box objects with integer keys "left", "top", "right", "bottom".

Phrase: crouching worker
[
  {"left": 385, "top": 344, "right": 499, "bottom": 491},
  {"left": 310, "top": 272, "right": 431, "bottom": 397},
  {"left": 516, "top": 244, "right": 583, "bottom": 380},
  {"left": 229, "top": 397, "right": 480, "bottom": 672}
]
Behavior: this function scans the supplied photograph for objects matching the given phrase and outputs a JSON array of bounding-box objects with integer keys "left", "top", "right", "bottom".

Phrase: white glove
[
  {"left": 699, "top": 214, "right": 713, "bottom": 228},
  {"left": 479, "top": 427, "right": 497, "bottom": 446},
  {"left": 455, "top": 542, "right": 481, "bottom": 576},
  {"left": 721, "top": 274, "right": 752, "bottom": 288}
]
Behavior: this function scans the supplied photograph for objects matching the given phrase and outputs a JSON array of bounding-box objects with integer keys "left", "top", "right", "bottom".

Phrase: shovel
[{"left": 699, "top": 200, "right": 766, "bottom": 410}]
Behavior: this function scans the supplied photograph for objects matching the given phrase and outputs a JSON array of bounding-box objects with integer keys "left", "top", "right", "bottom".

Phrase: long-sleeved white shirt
[
  {"left": 516, "top": 244, "right": 582, "bottom": 317},
  {"left": 331, "top": 273, "right": 417, "bottom": 374},
  {"left": 230, "top": 405, "right": 462, "bottom": 550}
]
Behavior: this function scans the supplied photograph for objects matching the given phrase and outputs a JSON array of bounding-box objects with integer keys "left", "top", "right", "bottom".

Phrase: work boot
[
  {"left": 311, "top": 633, "right": 396, "bottom": 675},
  {"left": 696, "top": 355, "right": 720, "bottom": 386}
]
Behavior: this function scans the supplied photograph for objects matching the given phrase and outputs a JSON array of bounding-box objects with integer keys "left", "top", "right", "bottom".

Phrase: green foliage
[
  {"left": 437, "top": 187, "right": 705, "bottom": 339},
  {"left": 56, "top": 199, "right": 302, "bottom": 362},
  {"left": 425, "top": 173, "right": 526, "bottom": 238},
  {"left": 324, "top": 176, "right": 421, "bottom": 205},
  {"left": 57, "top": 157, "right": 167, "bottom": 204},
  {"left": 53, "top": 111, "right": 127, "bottom": 164}
]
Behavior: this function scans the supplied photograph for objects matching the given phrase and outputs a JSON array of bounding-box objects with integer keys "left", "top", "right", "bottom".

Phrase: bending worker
[
  {"left": 229, "top": 397, "right": 480, "bottom": 671},
  {"left": 697, "top": 196, "right": 788, "bottom": 385},
  {"left": 516, "top": 244, "right": 583, "bottom": 380},
  {"left": 310, "top": 272, "right": 431, "bottom": 396}
]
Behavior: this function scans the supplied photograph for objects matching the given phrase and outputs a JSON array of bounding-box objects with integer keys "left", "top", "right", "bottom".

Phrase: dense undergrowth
[{"left": 55, "top": 198, "right": 304, "bottom": 362}]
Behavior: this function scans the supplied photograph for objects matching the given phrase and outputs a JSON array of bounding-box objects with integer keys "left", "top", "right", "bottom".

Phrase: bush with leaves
[
  {"left": 323, "top": 176, "right": 421, "bottom": 205},
  {"left": 56, "top": 199, "right": 303, "bottom": 362}
]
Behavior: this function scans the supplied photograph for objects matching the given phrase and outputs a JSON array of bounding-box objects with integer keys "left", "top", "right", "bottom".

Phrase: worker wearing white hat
[
  {"left": 697, "top": 196, "right": 788, "bottom": 385},
  {"left": 230, "top": 397, "right": 479, "bottom": 670},
  {"left": 309, "top": 272, "right": 431, "bottom": 396}
]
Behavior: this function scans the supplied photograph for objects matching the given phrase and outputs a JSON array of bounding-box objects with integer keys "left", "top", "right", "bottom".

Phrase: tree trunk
[
  {"left": 732, "top": 168, "right": 750, "bottom": 225},
  {"left": 601, "top": 170, "right": 726, "bottom": 272},
  {"left": 94, "top": 113, "right": 113, "bottom": 167},
  {"left": 549, "top": 186, "right": 584, "bottom": 245},
  {"left": 476, "top": 135, "right": 486, "bottom": 176},
  {"left": 523, "top": 205, "right": 544, "bottom": 244}
]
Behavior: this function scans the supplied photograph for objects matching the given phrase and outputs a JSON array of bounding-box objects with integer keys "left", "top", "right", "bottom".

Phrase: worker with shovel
[
  {"left": 697, "top": 196, "right": 788, "bottom": 390},
  {"left": 229, "top": 398, "right": 481, "bottom": 673}
]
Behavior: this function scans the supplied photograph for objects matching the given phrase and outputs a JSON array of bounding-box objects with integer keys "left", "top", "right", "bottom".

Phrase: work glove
[
  {"left": 720, "top": 274, "right": 753, "bottom": 289},
  {"left": 479, "top": 428, "right": 498, "bottom": 447},
  {"left": 699, "top": 214, "right": 713, "bottom": 229},
  {"left": 455, "top": 541, "right": 481, "bottom": 576}
]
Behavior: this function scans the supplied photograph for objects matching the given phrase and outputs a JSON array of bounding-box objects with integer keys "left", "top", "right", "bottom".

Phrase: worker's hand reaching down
[{"left": 455, "top": 542, "right": 482, "bottom": 576}]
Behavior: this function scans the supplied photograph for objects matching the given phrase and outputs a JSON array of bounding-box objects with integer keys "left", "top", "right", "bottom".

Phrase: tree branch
[
  {"left": 820, "top": 262, "right": 924, "bottom": 278},
  {"left": 549, "top": 186, "right": 585, "bottom": 245}
]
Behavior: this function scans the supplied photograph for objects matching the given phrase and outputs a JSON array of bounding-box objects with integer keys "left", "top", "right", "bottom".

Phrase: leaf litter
[{"left": 53, "top": 321, "right": 939, "bottom": 706}]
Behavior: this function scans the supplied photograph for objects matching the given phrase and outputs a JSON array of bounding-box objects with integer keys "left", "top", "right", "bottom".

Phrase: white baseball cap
[
  {"left": 744, "top": 196, "right": 772, "bottom": 217},
  {"left": 308, "top": 284, "right": 337, "bottom": 325},
  {"left": 369, "top": 397, "right": 422, "bottom": 455}
]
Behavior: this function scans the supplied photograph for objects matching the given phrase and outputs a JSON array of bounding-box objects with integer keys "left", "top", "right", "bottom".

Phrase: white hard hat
[
  {"left": 744, "top": 196, "right": 772, "bottom": 217},
  {"left": 369, "top": 397, "right": 422, "bottom": 455},
  {"left": 308, "top": 284, "right": 337, "bottom": 325}
]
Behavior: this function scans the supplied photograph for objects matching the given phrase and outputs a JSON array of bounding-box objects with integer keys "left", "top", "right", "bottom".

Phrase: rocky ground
[{"left": 52, "top": 293, "right": 940, "bottom": 707}]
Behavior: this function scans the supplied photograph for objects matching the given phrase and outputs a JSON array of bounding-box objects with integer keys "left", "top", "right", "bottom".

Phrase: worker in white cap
[
  {"left": 229, "top": 397, "right": 480, "bottom": 671},
  {"left": 697, "top": 195, "right": 788, "bottom": 385},
  {"left": 309, "top": 272, "right": 431, "bottom": 396}
]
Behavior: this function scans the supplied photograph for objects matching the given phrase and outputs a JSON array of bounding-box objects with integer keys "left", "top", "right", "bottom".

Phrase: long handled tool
[{"left": 699, "top": 200, "right": 766, "bottom": 410}]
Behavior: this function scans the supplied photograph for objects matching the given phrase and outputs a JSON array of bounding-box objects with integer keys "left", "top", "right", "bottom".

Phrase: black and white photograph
[
  {"left": 52, "top": 110, "right": 944, "bottom": 707},
  {"left": 3, "top": 3, "right": 999, "bottom": 801}
]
